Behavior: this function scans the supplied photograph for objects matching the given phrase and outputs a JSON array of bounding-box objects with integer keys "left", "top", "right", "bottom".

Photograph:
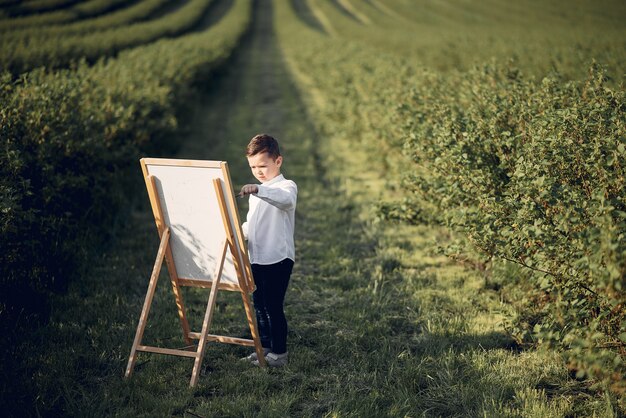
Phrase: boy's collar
[{"left": 263, "top": 173, "right": 284, "bottom": 186}]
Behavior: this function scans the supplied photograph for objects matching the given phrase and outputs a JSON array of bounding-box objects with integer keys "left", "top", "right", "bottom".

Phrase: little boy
[{"left": 239, "top": 134, "right": 297, "bottom": 367}]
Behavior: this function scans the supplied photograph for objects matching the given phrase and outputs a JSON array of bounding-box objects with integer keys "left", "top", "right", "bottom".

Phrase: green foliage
[
  {"left": 5, "top": 11, "right": 621, "bottom": 412},
  {"left": 0, "top": 62, "right": 174, "bottom": 325},
  {"left": 72, "top": 0, "right": 131, "bottom": 16},
  {"left": 399, "top": 62, "right": 625, "bottom": 394},
  {"left": 0, "top": 0, "right": 130, "bottom": 31},
  {"left": 0, "top": 0, "right": 215, "bottom": 74},
  {"left": 273, "top": 0, "right": 626, "bottom": 403},
  {"left": 0, "top": 0, "right": 251, "bottom": 330},
  {"left": 6, "top": 0, "right": 79, "bottom": 16},
  {"left": 302, "top": 0, "right": 626, "bottom": 81},
  {"left": 0, "top": 0, "right": 624, "bottom": 414}
]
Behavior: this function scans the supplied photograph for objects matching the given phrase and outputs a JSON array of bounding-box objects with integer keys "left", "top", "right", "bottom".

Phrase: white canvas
[{"left": 144, "top": 162, "right": 243, "bottom": 286}]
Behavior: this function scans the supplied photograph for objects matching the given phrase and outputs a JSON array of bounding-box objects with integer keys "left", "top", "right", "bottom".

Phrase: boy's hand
[{"left": 239, "top": 184, "right": 259, "bottom": 197}]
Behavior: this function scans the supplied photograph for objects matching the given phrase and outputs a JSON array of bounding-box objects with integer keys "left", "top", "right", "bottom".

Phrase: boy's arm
[{"left": 255, "top": 183, "right": 297, "bottom": 211}]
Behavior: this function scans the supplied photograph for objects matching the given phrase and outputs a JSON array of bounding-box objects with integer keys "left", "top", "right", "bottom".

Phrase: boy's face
[{"left": 247, "top": 152, "right": 282, "bottom": 183}]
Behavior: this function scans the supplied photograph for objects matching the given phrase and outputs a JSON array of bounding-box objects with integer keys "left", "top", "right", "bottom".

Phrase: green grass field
[{"left": 1, "top": 0, "right": 624, "bottom": 416}]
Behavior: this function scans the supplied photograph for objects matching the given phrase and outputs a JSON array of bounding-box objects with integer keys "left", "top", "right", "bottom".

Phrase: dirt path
[
  {"left": 183, "top": 0, "right": 311, "bottom": 164},
  {"left": 180, "top": 0, "right": 378, "bottom": 354}
]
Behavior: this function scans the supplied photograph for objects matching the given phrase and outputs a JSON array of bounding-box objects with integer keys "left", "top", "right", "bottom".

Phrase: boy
[{"left": 239, "top": 134, "right": 297, "bottom": 367}]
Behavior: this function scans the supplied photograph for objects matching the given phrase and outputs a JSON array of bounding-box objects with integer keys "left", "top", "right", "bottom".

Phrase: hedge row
[
  {"left": 0, "top": 0, "right": 251, "bottom": 330},
  {"left": 274, "top": 1, "right": 625, "bottom": 397},
  {"left": 397, "top": 64, "right": 625, "bottom": 394},
  {"left": 3, "top": 0, "right": 80, "bottom": 17},
  {"left": 0, "top": 0, "right": 130, "bottom": 31},
  {"left": 1, "top": 0, "right": 169, "bottom": 41},
  {"left": 0, "top": 0, "right": 19, "bottom": 9},
  {"left": 0, "top": 0, "right": 214, "bottom": 74},
  {"left": 72, "top": 0, "right": 134, "bottom": 16}
]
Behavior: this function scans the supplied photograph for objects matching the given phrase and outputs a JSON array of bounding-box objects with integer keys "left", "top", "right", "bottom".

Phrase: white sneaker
[
  {"left": 253, "top": 352, "right": 288, "bottom": 367},
  {"left": 241, "top": 347, "right": 270, "bottom": 362}
]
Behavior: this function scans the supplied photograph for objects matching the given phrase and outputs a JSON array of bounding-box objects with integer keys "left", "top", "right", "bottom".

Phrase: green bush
[
  {"left": 0, "top": 0, "right": 131, "bottom": 31},
  {"left": 274, "top": 0, "right": 625, "bottom": 397},
  {"left": 398, "top": 63, "right": 625, "bottom": 393},
  {"left": 0, "top": 64, "right": 175, "bottom": 326},
  {"left": 0, "top": 0, "right": 251, "bottom": 330},
  {"left": 6, "top": 0, "right": 79, "bottom": 16},
  {"left": 0, "top": 0, "right": 214, "bottom": 74},
  {"left": 0, "top": 0, "right": 168, "bottom": 36}
]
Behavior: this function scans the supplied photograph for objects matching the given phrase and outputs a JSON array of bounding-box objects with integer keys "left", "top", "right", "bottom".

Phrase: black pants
[{"left": 252, "top": 259, "right": 293, "bottom": 355}]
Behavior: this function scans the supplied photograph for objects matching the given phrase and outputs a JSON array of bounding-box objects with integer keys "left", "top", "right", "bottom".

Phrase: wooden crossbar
[
  {"left": 125, "top": 227, "right": 171, "bottom": 379},
  {"left": 136, "top": 345, "right": 198, "bottom": 358},
  {"left": 188, "top": 332, "right": 255, "bottom": 346},
  {"left": 177, "top": 278, "right": 241, "bottom": 291}
]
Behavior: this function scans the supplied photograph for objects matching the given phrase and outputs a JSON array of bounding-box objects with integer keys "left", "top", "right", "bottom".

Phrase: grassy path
[
  {"left": 4, "top": 1, "right": 617, "bottom": 417},
  {"left": 6, "top": 0, "right": 382, "bottom": 416}
]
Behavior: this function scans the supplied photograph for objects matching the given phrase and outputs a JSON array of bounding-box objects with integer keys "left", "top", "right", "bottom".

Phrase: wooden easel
[{"left": 125, "top": 159, "right": 266, "bottom": 387}]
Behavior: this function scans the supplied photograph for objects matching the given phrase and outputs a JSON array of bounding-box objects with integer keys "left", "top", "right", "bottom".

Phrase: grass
[{"left": 1, "top": 1, "right": 622, "bottom": 417}]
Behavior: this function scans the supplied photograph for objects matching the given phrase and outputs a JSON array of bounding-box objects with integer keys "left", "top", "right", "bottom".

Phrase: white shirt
[{"left": 242, "top": 174, "right": 297, "bottom": 265}]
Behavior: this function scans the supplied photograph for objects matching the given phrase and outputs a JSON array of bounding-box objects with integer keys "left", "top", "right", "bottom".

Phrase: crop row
[
  {"left": 1, "top": 0, "right": 252, "bottom": 338},
  {"left": 0, "top": 0, "right": 19, "bottom": 9},
  {"left": 0, "top": 0, "right": 131, "bottom": 30},
  {"left": 1, "top": 0, "right": 170, "bottom": 42},
  {"left": 305, "top": 0, "right": 625, "bottom": 81},
  {"left": 1, "top": 0, "right": 80, "bottom": 17},
  {"left": 275, "top": 1, "right": 625, "bottom": 396},
  {"left": 1, "top": 0, "right": 213, "bottom": 75}
]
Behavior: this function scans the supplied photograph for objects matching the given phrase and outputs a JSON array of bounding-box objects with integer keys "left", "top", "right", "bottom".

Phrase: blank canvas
[{"left": 142, "top": 160, "right": 244, "bottom": 287}]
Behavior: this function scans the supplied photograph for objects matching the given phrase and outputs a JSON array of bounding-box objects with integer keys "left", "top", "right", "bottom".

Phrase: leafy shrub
[
  {"left": 398, "top": 62, "right": 625, "bottom": 394},
  {"left": 0, "top": 0, "right": 163, "bottom": 34},
  {"left": 0, "top": 0, "right": 132, "bottom": 31},
  {"left": 0, "top": 0, "right": 214, "bottom": 74},
  {"left": 0, "top": 64, "right": 175, "bottom": 327},
  {"left": 0, "top": 0, "right": 251, "bottom": 330}
]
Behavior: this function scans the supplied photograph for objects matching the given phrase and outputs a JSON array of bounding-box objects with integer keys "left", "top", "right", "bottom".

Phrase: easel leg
[
  {"left": 189, "top": 275, "right": 221, "bottom": 387},
  {"left": 166, "top": 263, "right": 193, "bottom": 346},
  {"left": 125, "top": 228, "right": 170, "bottom": 379},
  {"left": 240, "top": 291, "right": 267, "bottom": 367},
  {"left": 213, "top": 177, "right": 266, "bottom": 366},
  {"left": 189, "top": 240, "right": 227, "bottom": 387}
]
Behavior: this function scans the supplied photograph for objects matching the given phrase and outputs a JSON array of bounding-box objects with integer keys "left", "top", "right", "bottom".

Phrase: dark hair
[{"left": 246, "top": 134, "right": 281, "bottom": 160}]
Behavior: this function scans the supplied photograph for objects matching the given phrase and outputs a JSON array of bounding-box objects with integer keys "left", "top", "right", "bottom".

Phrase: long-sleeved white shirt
[{"left": 242, "top": 174, "right": 297, "bottom": 265}]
